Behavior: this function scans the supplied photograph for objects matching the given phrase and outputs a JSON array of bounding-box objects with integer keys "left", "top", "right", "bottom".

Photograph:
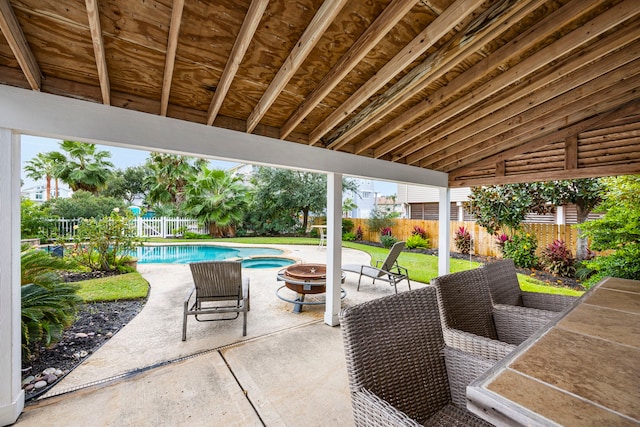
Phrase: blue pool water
[
  {"left": 136, "top": 245, "right": 285, "bottom": 264},
  {"left": 241, "top": 257, "right": 295, "bottom": 269}
]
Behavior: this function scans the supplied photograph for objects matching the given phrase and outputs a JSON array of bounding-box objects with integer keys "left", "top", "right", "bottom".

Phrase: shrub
[
  {"left": 355, "top": 226, "right": 363, "bottom": 240},
  {"left": 367, "top": 206, "right": 397, "bottom": 234},
  {"left": 411, "top": 225, "right": 427, "bottom": 239},
  {"left": 342, "top": 219, "right": 354, "bottom": 233},
  {"left": 21, "top": 199, "right": 58, "bottom": 242},
  {"left": 70, "top": 209, "right": 141, "bottom": 272},
  {"left": 540, "top": 240, "right": 576, "bottom": 277},
  {"left": 380, "top": 234, "right": 398, "bottom": 248},
  {"left": 342, "top": 232, "right": 356, "bottom": 241},
  {"left": 406, "top": 234, "right": 429, "bottom": 249},
  {"left": 454, "top": 226, "right": 473, "bottom": 254},
  {"left": 495, "top": 233, "right": 510, "bottom": 252},
  {"left": 381, "top": 227, "right": 393, "bottom": 236},
  {"left": 502, "top": 231, "right": 538, "bottom": 268}
]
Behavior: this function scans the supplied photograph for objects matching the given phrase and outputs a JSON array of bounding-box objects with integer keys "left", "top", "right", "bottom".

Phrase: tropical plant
[
  {"left": 406, "top": 234, "right": 429, "bottom": 249},
  {"left": 54, "top": 140, "right": 115, "bottom": 194},
  {"left": 540, "top": 240, "right": 576, "bottom": 277},
  {"left": 355, "top": 225, "right": 364, "bottom": 240},
  {"left": 342, "top": 218, "right": 354, "bottom": 234},
  {"left": 342, "top": 232, "right": 356, "bottom": 241},
  {"left": 20, "top": 247, "right": 80, "bottom": 358},
  {"left": 380, "top": 234, "right": 398, "bottom": 249},
  {"left": 465, "top": 184, "right": 533, "bottom": 236},
  {"left": 70, "top": 209, "right": 141, "bottom": 272},
  {"left": 145, "top": 152, "right": 206, "bottom": 208},
  {"left": 579, "top": 175, "right": 640, "bottom": 286},
  {"left": 454, "top": 226, "right": 473, "bottom": 254},
  {"left": 502, "top": 231, "right": 538, "bottom": 268},
  {"left": 411, "top": 225, "right": 427, "bottom": 239},
  {"left": 182, "top": 167, "right": 250, "bottom": 237},
  {"left": 342, "top": 198, "right": 357, "bottom": 217}
]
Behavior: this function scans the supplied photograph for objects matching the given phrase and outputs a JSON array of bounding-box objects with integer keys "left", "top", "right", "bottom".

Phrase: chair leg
[
  {"left": 357, "top": 274, "right": 363, "bottom": 291},
  {"left": 242, "top": 311, "right": 247, "bottom": 336},
  {"left": 182, "top": 304, "right": 188, "bottom": 341}
]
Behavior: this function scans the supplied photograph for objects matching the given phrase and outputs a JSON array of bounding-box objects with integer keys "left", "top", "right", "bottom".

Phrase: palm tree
[
  {"left": 23, "top": 152, "right": 63, "bottom": 201},
  {"left": 145, "top": 152, "right": 206, "bottom": 208},
  {"left": 183, "top": 167, "right": 250, "bottom": 237},
  {"left": 55, "top": 141, "right": 114, "bottom": 194}
]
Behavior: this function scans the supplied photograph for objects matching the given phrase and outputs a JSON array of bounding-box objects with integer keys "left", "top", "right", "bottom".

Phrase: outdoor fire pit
[
  {"left": 276, "top": 263, "right": 346, "bottom": 313},
  {"left": 282, "top": 263, "right": 327, "bottom": 294}
]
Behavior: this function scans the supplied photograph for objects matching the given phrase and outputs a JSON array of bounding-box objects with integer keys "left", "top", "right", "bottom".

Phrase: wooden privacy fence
[{"left": 350, "top": 218, "right": 582, "bottom": 258}]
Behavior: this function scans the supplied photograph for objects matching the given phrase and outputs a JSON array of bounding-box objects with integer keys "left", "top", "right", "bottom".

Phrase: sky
[{"left": 20, "top": 135, "right": 397, "bottom": 195}]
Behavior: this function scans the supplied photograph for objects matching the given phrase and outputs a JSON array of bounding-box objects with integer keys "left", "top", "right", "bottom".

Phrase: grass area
[
  {"left": 140, "top": 236, "right": 582, "bottom": 296},
  {"left": 76, "top": 272, "right": 149, "bottom": 302}
]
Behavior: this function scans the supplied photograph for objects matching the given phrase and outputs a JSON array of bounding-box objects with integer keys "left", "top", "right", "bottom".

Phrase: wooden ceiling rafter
[
  {"left": 246, "top": 0, "right": 349, "bottom": 134},
  {"left": 448, "top": 100, "right": 640, "bottom": 184},
  {"left": 0, "top": 0, "right": 40, "bottom": 90},
  {"left": 367, "top": 0, "right": 601, "bottom": 159},
  {"left": 278, "top": 0, "right": 417, "bottom": 140},
  {"left": 385, "top": 0, "right": 640, "bottom": 164},
  {"left": 329, "top": 0, "right": 545, "bottom": 153},
  {"left": 160, "top": 0, "right": 185, "bottom": 117},
  {"left": 207, "top": 0, "right": 269, "bottom": 126},
  {"left": 408, "top": 35, "right": 640, "bottom": 167},
  {"left": 85, "top": 0, "right": 110, "bottom": 105},
  {"left": 388, "top": 23, "right": 640, "bottom": 163},
  {"left": 308, "top": 0, "right": 486, "bottom": 147},
  {"left": 438, "top": 71, "right": 640, "bottom": 177}
]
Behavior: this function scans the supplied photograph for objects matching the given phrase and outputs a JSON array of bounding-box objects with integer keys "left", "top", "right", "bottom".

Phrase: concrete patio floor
[{"left": 15, "top": 244, "right": 423, "bottom": 426}]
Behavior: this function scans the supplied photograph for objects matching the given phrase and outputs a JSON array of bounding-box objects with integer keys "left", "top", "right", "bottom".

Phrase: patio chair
[
  {"left": 182, "top": 261, "right": 250, "bottom": 341},
  {"left": 431, "top": 268, "right": 540, "bottom": 359},
  {"left": 340, "top": 286, "right": 493, "bottom": 426},
  {"left": 342, "top": 241, "right": 410, "bottom": 293},
  {"left": 483, "top": 258, "right": 577, "bottom": 312}
]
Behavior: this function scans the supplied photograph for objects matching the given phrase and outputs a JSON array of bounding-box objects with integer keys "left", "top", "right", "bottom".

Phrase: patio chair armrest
[
  {"left": 184, "top": 286, "right": 195, "bottom": 305},
  {"left": 521, "top": 291, "right": 577, "bottom": 312},
  {"left": 492, "top": 304, "right": 555, "bottom": 345},
  {"left": 352, "top": 389, "right": 422, "bottom": 427},
  {"left": 443, "top": 328, "right": 516, "bottom": 363},
  {"left": 444, "top": 346, "right": 495, "bottom": 408}
]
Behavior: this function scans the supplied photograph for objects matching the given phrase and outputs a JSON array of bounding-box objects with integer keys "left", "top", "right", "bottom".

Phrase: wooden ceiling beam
[
  {"left": 377, "top": 0, "right": 640, "bottom": 162},
  {"left": 308, "top": 0, "right": 486, "bottom": 147},
  {"left": 0, "top": 0, "right": 41, "bottom": 90},
  {"left": 431, "top": 71, "right": 640, "bottom": 173},
  {"left": 246, "top": 0, "right": 348, "bottom": 134},
  {"left": 407, "top": 38, "right": 640, "bottom": 166},
  {"left": 397, "top": 26, "right": 640, "bottom": 164},
  {"left": 333, "top": 0, "right": 546, "bottom": 153},
  {"left": 450, "top": 163, "right": 640, "bottom": 188},
  {"left": 160, "top": 0, "right": 184, "bottom": 117},
  {"left": 207, "top": 0, "right": 269, "bottom": 126},
  {"left": 278, "top": 0, "right": 416, "bottom": 140},
  {"left": 85, "top": 0, "right": 110, "bottom": 105},
  {"left": 449, "top": 100, "right": 640, "bottom": 180},
  {"left": 565, "top": 135, "right": 578, "bottom": 170}
]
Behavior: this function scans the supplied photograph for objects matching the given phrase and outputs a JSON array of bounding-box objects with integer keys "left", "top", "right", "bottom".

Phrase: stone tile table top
[{"left": 466, "top": 277, "right": 640, "bottom": 426}]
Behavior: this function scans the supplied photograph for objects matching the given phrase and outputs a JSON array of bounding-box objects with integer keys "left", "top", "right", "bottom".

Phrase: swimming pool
[{"left": 135, "top": 245, "right": 293, "bottom": 267}]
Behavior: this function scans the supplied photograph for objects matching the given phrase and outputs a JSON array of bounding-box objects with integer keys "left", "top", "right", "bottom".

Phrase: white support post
[
  {"left": 324, "top": 172, "right": 342, "bottom": 327},
  {"left": 0, "top": 129, "right": 25, "bottom": 425},
  {"left": 438, "top": 187, "right": 451, "bottom": 276}
]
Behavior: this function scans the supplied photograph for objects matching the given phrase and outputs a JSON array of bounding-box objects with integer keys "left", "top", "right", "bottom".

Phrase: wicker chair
[
  {"left": 342, "top": 241, "right": 410, "bottom": 293},
  {"left": 340, "top": 286, "right": 493, "bottom": 426},
  {"left": 431, "top": 268, "right": 537, "bottom": 357},
  {"left": 483, "top": 259, "right": 577, "bottom": 312},
  {"left": 182, "top": 261, "right": 250, "bottom": 341}
]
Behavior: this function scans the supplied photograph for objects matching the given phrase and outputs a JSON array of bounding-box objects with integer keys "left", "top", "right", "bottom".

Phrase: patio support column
[
  {"left": 0, "top": 128, "right": 25, "bottom": 425},
  {"left": 324, "top": 172, "right": 342, "bottom": 327},
  {"left": 438, "top": 187, "right": 451, "bottom": 276}
]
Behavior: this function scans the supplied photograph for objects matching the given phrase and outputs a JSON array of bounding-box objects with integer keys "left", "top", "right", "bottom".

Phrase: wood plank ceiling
[{"left": 1, "top": 0, "right": 639, "bottom": 187}]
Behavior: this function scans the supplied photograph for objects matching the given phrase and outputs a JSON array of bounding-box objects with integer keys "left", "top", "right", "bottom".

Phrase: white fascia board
[{"left": 0, "top": 85, "right": 448, "bottom": 188}]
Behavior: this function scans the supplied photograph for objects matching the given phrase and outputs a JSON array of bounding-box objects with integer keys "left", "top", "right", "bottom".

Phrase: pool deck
[{"left": 15, "top": 244, "right": 423, "bottom": 426}]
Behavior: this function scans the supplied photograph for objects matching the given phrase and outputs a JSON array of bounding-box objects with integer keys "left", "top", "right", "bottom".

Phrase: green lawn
[
  {"left": 139, "top": 237, "right": 582, "bottom": 297},
  {"left": 76, "top": 272, "right": 149, "bottom": 302}
]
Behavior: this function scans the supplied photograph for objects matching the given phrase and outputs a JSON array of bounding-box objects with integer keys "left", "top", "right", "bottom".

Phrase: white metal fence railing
[{"left": 48, "top": 217, "right": 208, "bottom": 239}]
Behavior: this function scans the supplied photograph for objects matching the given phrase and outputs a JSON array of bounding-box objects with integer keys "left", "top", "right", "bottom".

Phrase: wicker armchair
[
  {"left": 431, "top": 268, "right": 536, "bottom": 357},
  {"left": 340, "top": 286, "right": 493, "bottom": 426},
  {"left": 483, "top": 259, "right": 577, "bottom": 312}
]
